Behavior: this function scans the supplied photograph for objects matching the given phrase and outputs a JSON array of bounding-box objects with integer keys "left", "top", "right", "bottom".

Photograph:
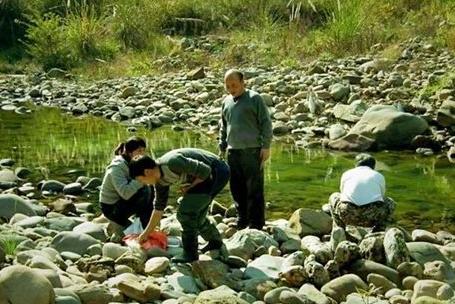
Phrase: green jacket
[{"left": 153, "top": 148, "right": 219, "bottom": 210}]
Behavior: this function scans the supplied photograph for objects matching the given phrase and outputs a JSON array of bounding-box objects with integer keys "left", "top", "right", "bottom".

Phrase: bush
[
  {"left": 110, "top": 0, "right": 164, "bottom": 49},
  {"left": 66, "top": 5, "right": 119, "bottom": 60},
  {"left": 24, "top": 13, "right": 77, "bottom": 70}
]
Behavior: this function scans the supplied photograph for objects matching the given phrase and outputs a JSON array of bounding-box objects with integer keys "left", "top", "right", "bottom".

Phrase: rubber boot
[
  {"left": 200, "top": 239, "right": 223, "bottom": 253},
  {"left": 172, "top": 234, "right": 199, "bottom": 263},
  {"left": 200, "top": 239, "right": 229, "bottom": 262}
]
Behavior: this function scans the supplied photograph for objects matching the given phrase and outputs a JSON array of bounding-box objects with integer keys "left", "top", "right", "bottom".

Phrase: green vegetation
[
  {"left": 419, "top": 70, "right": 455, "bottom": 100},
  {"left": 1, "top": 0, "right": 455, "bottom": 77},
  {"left": 0, "top": 236, "right": 21, "bottom": 256}
]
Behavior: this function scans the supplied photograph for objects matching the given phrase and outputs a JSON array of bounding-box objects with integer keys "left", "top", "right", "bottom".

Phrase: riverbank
[
  {"left": 0, "top": 166, "right": 454, "bottom": 303},
  {"left": 2, "top": 0, "right": 455, "bottom": 79},
  {"left": 1, "top": 39, "right": 455, "bottom": 161}
]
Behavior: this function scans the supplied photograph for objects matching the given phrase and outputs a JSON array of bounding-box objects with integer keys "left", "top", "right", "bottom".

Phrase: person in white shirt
[{"left": 329, "top": 154, "right": 395, "bottom": 231}]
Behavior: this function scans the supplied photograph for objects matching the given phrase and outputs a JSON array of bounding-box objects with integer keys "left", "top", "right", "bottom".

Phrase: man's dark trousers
[
  {"left": 227, "top": 147, "right": 265, "bottom": 230},
  {"left": 176, "top": 159, "right": 230, "bottom": 259}
]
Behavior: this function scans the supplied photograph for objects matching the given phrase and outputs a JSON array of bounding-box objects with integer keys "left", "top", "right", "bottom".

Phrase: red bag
[{"left": 122, "top": 231, "right": 168, "bottom": 250}]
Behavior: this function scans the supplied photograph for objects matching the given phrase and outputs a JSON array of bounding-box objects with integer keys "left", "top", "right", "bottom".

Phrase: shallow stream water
[{"left": 1, "top": 107, "right": 454, "bottom": 232}]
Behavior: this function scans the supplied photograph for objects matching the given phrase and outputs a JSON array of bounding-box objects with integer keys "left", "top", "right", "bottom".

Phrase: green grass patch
[
  {"left": 0, "top": 236, "right": 21, "bottom": 256},
  {"left": 419, "top": 70, "right": 455, "bottom": 100}
]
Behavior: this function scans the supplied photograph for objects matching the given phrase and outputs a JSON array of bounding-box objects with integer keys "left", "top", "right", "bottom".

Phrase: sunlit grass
[{"left": 0, "top": 236, "right": 21, "bottom": 256}]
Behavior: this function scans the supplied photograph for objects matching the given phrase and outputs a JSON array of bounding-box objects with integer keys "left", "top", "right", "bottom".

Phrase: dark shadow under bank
[{"left": 1, "top": 106, "right": 454, "bottom": 232}]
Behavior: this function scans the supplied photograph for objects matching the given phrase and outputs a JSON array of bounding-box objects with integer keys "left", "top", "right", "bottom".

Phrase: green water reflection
[{"left": 1, "top": 107, "right": 454, "bottom": 232}]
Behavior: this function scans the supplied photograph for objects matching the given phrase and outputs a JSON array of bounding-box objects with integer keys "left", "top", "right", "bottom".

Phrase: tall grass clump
[
  {"left": 65, "top": 5, "right": 119, "bottom": 60},
  {"left": 0, "top": 236, "right": 21, "bottom": 256},
  {"left": 302, "top": 0, "right": 390, "bottom": 56},
  {"left": 24, "top": 2, "right": 120, "bottom": 70},
  {"left": 24, "top": 13, "right": 77, "bottom": 70}
]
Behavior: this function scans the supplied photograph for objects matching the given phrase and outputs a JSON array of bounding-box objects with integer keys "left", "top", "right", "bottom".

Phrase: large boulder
[
  {"left": 0, "top": 194, "right": 37, "bottom": 220},
  {"left": 0, "top": 169, "right": 17, "bottom": 184},
  {"left": 331, "top": 105, "right": 428, "bottom": 150},
  {"left": 68, "top": 284, "right": 113, "bottom": 304},
  {"left": 298, "top": 283, "right": 331, "bottom": 304},
  {"left": 225, "top": 229, "right": 278, "bottom": 261},
  {"left": 347, "top": 259, "right": 400, "bottom": 285},
  {"left": 40, "top": 180, "right": 66, "bottom": 193},
  {"left": 384, "top": 228, "right": 411, "bottom": 268},
  {"left": 194, "top": 286, "right": 249, "bottom": 304},
  {"left": 166, "top": 272, "right": 200, "bottom": 294},
  {"left": 423, "top": 260, "right": 455, "bottom": 287},
  {"left": 72, "top": 222, "right": 107, "bottom": 242},
  {"left": 407, "top": 242, "right": 451, "bottom": 266},
  {"left": 288, "top": 208, "right": 332, "bottom": 237},
  {"left": 244, "top": 255, "right": 285, "bottom": 280},
  {"left": 51, "top": 232, "right": 100, "bottom": 255},
  {"left": 436, "top": 99, "right": 455, "bottom": 127},
  {"left": 412, "top": 280, "right": 454, "bottom": 303},
  {"left": 328, "top": 133, "right": 375, "bottom": 151},
  {"left": 359, "top": 233, "right": 385, "bottom": 263},
  {"left": 321, "top": 274, "right": 368, "bottom": 303},
  {"left": 0, "top": 265, "right": 55, "bottom": 304},
  {"left": 192, "top": 260, "right": 238, "bottom": 290},
  {"left": 332, "top": 100, "right": 368, "bottom": 123},
  {"left": 301, "top": 236, "right": 333, "bottom": 265}
]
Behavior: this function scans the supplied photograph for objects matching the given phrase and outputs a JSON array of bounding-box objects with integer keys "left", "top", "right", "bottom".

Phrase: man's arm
[
  {"left": 256, "top": 95, "right": 272, "bottom": 165},
  {"left": 219, "top": 102, "right": 228, "bottom": 154},
  {"left": 137, "top": 183, "right": 169, "bottom": 244},
  {"left": 256, "top": 95, "right": 272, "bottom": 150}
]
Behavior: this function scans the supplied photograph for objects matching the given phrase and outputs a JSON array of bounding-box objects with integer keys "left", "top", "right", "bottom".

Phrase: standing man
[
  {"left": 129, "top": 148, "right": 230, "bottom": 263},
  {"left": 329, "top": 153, "right": 396, "bottom": 232},
  {"left": 219, "top": 69, "right": 273, "bottom": 230}
]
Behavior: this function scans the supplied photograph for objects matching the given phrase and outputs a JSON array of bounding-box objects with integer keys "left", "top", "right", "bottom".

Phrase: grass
[
  {"left": 419, "top": 70, "right": 455, "bottom": 100},
  {"left": 1, "top": 0, "right": 455, "bottom": 78},
  {"left": 0, "top": 236, "right": 21, "bottom": 256}
]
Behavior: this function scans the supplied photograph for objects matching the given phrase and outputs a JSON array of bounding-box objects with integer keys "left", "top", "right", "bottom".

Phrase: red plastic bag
[{"left": 122, "top": 231, "right": 168, "bottom": 250}]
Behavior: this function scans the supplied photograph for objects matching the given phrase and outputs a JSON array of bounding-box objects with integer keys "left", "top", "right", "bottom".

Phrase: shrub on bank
[{"left": 1, "top": 0, "right": 455, "bottom": 74}]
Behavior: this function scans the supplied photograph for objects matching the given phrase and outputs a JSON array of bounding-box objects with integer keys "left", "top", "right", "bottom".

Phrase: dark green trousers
[{"left": 176, "top": 160, "right": 230, "bottom": 256}]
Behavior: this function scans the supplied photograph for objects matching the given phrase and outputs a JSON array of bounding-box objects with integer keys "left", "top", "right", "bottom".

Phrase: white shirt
[{"left": 340, "top": 166, "right": 385, "bottom": 206}]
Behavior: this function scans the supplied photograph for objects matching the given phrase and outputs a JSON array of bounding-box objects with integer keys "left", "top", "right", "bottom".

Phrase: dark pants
[
  {"left": 227, "top": 147, "right": 265, "bottom": 230},
  {"left": 176, "top": 159, "right": 230, "bottom": 256},
  {"left": 101, "top": 186, "right": 154, "bottom": 229}
]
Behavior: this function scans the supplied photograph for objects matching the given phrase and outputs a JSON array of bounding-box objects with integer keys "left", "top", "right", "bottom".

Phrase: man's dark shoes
[
  {"left": 171, "top": 252, "right": 198, "bottom": 263},
  {"left": 200, "top": 240, "right": 223, "bottom": 253}
]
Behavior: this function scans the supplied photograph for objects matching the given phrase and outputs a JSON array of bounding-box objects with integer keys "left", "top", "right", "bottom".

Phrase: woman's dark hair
[
  {"left": 129, "top": 155, "right": 157, "bottom": 178},
  {"left": 114, "top": 136, "right": 146, "bottom": 161}
]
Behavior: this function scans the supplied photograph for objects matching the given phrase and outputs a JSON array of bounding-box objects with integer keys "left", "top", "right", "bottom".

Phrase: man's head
[
  {"left": 355, "top": 153, "right": 376, "bottom": 169},
  {"left": 129, "top": 155, "right": 160, "bottom": 185},
  {"left": 224, "top": 69, "right": 245, "bottom": 98}
]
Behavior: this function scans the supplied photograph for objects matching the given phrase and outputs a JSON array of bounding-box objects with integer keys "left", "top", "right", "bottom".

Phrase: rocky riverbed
[
  {"left": 0, "top": 157, "right": 455, "bottom": 304},
  {"left": 1, "top": 37, "right": 455, "bottom": 303},
  {"left": 1, "top": 38, "right": 455, "bottom": 162}
]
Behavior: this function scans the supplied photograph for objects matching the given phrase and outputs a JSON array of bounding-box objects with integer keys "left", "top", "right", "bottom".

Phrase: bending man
[{"left": 129, "top": 148, "right": 230, "bottom": 263}]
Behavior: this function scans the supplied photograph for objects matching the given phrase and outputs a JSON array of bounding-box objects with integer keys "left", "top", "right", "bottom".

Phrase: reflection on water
[{"left": 1, "top": 106, "right": 454, "bottom": 232}]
